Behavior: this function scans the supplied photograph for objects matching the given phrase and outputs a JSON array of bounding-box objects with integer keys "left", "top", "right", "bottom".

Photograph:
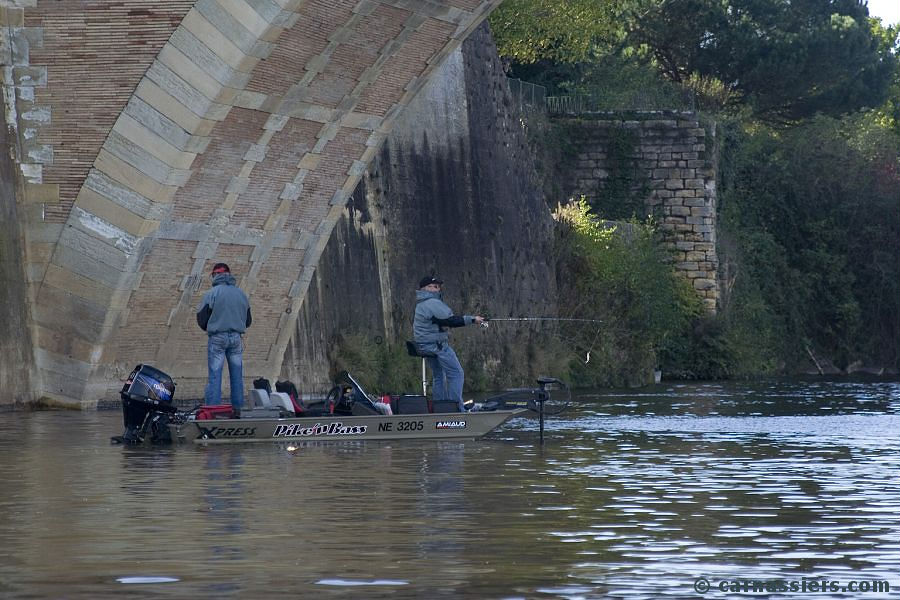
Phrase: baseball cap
[{"left": 418, "top": 275, "right": 443, "bottom": 288}]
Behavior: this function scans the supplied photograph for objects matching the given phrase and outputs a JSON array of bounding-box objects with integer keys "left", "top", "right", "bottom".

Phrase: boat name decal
[
  {"left": 198, "top": 426, "right": 256, "bottom": 439},
  {"left": 273, "top": 422, "right": 368, "bottom": 438},
  {"left": 435, "top": 420, "right": 466, "bottom": 430}
]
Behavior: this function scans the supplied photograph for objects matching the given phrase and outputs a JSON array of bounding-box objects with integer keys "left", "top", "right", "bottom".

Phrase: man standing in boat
[
  {"left": 196, "top": 263, "right": 252, "bottom": 417},
  {"left": 413, "top": 275, "right": 485, "bottom": 412}
]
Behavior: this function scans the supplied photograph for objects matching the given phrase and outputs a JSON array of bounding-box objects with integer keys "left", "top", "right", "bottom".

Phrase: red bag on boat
[{"left": 195, "top": 405, "right": 236, "bottom": 420}]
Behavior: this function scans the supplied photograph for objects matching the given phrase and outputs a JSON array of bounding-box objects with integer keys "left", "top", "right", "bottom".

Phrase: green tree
[
  {"left": 718, "top": 114, "right": 899, "bottom": 369},
  {"left": 628, "top": 0, "right": 897, "bottom": 122},
  {"left": 869, "top": 18, "right": 900, "bottom": 134},
  {"left": 493, "top": 0, "right": 900, "bottom": 377},
  {"left": 489, "top": 0, "right": 628, "bottom": 64}
]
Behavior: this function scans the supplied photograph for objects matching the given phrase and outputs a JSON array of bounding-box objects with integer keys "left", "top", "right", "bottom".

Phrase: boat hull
[{"left": 171, "top": 409, "right": 527, "bottom": 444}]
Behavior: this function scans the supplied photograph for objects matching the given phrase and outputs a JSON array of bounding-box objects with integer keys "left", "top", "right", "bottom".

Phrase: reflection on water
[{"left": 0, "top": 379, "right": 897, "bottom": 598}]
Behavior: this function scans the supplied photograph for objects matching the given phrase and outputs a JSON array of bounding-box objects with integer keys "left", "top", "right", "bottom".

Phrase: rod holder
[{"left": 421, "top": 357, "right": 427, "bottom": 397}]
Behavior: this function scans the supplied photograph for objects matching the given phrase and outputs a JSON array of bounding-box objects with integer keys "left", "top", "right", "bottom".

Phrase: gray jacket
[
  {"left": 413, "top": 289, "right": 473, "bottom": 345},
  {"left": 196, "top": 273, "right": 252, "bottom": 335}
]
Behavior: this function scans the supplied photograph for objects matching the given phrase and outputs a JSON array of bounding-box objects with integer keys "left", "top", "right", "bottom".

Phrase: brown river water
[{"left": 0, "top": 378, "right": 898, "bottom": 599}]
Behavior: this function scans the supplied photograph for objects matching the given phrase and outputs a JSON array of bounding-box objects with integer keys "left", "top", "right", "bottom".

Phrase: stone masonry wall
[
  {"left": 0, "top": 87, "right": 34, "bottom": 406},
  {"left": 562, "top": 112, "right": 718, "bottom": 312}
]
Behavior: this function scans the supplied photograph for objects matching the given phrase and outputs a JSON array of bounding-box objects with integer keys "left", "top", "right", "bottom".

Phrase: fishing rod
[{"left": 484, "top": 317, "right": 603, "bottom": 323}]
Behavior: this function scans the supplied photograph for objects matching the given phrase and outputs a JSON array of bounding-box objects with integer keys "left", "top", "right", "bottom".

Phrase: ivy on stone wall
[
  {"left": 545, "top": 118, "right": 652, "bottom": 220},
  {"left": 594, "top": 126, "right": 650, "bottom": 220}
]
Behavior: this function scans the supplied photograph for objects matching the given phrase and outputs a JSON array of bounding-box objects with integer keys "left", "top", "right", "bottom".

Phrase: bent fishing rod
[{"left": 483, "top": 317, "right": 603, "bottom": 323}]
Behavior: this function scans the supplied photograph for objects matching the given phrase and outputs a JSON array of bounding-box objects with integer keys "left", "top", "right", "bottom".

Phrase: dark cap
[
  {"left": 418, "top": 275, "right": 443, "bottom": 288},
  {"left": 211, "top": 262, "right": 230, "bottom": 274}
]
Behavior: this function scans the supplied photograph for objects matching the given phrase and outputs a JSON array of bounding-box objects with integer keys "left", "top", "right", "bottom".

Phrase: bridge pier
[{"left": 1, "top": 0, "right": 502, "bottom": 406}]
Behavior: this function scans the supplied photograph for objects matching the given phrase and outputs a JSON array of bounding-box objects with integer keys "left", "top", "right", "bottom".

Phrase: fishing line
[
  {"left": 582, "top": 326, "right": 603, "bottom": 364},
  {"left": 482, "top": 317, "right": 604, "bottom": 364}
]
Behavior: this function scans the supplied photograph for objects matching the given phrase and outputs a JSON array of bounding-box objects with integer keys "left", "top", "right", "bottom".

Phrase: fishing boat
[
  {"left": 112, "top": 365, "right": 568, "bottom": 445},
  {"left": 172, "top": 408, "right": 527, "bottom": 444}
]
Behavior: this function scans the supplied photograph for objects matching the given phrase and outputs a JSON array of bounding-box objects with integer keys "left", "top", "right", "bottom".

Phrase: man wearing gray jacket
[
  {"left": 413, "top": 275, "right": 485, "bottom": 412},
  {"left": 197, "top": 263, "right": 252, "bottom": 415}
]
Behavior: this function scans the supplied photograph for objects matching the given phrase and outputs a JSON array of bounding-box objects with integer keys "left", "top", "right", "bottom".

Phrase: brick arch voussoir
[{"left": 33, "top": 0, "right": 502, "bottom": 404}]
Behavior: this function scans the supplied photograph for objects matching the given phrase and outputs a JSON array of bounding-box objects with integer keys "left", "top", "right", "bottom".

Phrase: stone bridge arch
[{"left": 2, "top": 0, "right": 500, "bottom": 405}]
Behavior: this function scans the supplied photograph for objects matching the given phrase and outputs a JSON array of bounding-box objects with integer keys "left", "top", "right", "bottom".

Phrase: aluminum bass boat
[
  {"left": 170, "top": 409, "right": 527, "bottom": 444},
  {"left": 112, "top": 366, "right": 568, "bottom": 445}
]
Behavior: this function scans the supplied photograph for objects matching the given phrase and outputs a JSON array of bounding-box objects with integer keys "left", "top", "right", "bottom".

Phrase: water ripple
[{"left": 0, "top": 378, "right": 897, "bottom": 598}]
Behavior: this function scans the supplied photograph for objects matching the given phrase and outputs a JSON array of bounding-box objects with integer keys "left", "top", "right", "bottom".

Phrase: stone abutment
[{"left": 558, "top": 113, "right": 719, "bottom": 312}]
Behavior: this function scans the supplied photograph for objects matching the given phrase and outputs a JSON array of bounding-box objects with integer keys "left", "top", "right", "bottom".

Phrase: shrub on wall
[{"left": 554, "top": 199, "right": 702, "bottom": 386}]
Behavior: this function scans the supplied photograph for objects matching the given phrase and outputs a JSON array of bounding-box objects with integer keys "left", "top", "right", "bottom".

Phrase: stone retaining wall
[{"left": 561, "top": 112, "right": 718, "bottom": 312}]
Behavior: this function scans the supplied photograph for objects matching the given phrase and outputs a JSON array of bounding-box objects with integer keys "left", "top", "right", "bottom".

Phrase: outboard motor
[{"left": 113, "top": 364, "right": 177, "bottom": 444}]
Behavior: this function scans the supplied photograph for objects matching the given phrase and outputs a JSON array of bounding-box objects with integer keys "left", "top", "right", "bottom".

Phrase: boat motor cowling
[{"left": 115, "top": 364, "right": 177, "bottom": 444}]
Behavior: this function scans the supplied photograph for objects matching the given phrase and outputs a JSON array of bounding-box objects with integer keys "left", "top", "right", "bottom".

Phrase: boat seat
[
  {"left": 405, "top": 340, "right": 436, "bottom": 357},
  {"left": 250, "top": 388, "right": 271, "bottom": 408},
  {"left": 244, "top": 389, "right": 288, "bottom": 418},
  {"left": 268, "top": 391, "right": 296, "bottom": 415}
]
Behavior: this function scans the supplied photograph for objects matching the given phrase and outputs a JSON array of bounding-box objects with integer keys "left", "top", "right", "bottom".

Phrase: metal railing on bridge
[
  {"left": 507, "top": 77, "right": 547, "bottom": 113},
  {"left": 505, "top": 79, "right": 697, "bottom": 116},
  {"left": 546, "top": 91, "right": 697, "bottom": 116}
]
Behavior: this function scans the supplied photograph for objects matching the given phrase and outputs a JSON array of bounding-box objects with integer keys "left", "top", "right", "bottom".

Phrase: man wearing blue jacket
[
  {"left": 413, "top": 275, "right": 485, "bottom": 412},
  {"left": 197, "top": 263, "right": 252, "bottom": 415}
]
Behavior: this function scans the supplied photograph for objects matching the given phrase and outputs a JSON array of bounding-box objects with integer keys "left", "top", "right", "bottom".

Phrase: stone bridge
[{"left": 0, "top": 0, "right": 500, "bottom": 406}]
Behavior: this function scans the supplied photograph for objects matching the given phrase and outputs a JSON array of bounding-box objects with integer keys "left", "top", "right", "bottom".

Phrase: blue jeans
[
  {"left": 205, "top": 332, "right": 244, "bottom": 409},
  {"left": 424, "top": 343, "right": 465, "bottom": 412}
]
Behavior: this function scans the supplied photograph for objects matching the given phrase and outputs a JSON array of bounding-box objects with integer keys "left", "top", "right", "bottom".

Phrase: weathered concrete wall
[
  {"left": 279, "top": 195, "right": 388, "bottom": 391},
  {"left": 282, "top": 23, "right": 558, "bottom": 393},
  {"left": 1, "top": 0, "right": 503, "bottom": 406},
  {"left": 559, "top": 113, "right": 719, "bottom": 311}
]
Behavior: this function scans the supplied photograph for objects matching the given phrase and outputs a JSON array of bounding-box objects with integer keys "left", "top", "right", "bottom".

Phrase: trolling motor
[
  {"left": 477, "top": 376, "right": 570, "bottom": 444},
  {"left": 534, "top": 377, "right": 561, "bottom": 444},
  {"left": 112, "top": 364, "right": 179, "bottom": 445}
]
